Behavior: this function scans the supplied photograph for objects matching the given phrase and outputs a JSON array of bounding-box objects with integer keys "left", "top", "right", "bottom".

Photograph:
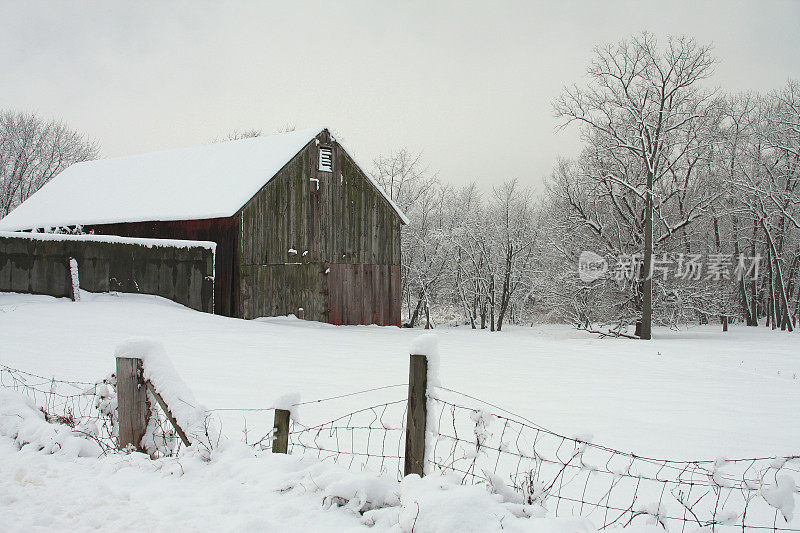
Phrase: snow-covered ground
[
  {"left": 1, "top": 292, "right": 799, "bottom": 531},
  {"left": 1, "top": 394, "right": 590, "bottom": 532},
  {"left": 2, "top": 291, "right": 798, "bottom": 460}
]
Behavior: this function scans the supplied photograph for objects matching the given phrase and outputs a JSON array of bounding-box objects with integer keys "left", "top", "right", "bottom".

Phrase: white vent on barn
[{"left": 318, "top": 146, "right": 333, "bottom": 172}]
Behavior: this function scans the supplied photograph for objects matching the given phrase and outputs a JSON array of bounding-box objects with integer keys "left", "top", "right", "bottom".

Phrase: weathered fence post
[
  {"left": 146, "top": 381, "right": 191, "bottom": 447},
  {"left": 404, "top": 353, "right": 428, "bottom": 477},
  {"left": 298, "top": 307, "right": 305, "bottom": 320},
  {"left": 116, "top": 356, "right": 149, "bottom": 452},
  {"left": 68, "top": 258, "right": 80, "bottom": 302},
  {"left": 272, "top": 409, "right": 290, "bottom": 453},
  {"left": 721, "top": 315, "right": 728, "bottom": 332}
]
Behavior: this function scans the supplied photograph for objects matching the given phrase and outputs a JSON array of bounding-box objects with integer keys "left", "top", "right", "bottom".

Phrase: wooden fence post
[
  {"left": 116, "top": 356, "right": 149, "bottom": 452},
  {"left": 146, "top": 381, "right": 191, "bottom": 447},
  {"left": 404, "top": 353, "right": 428, "bottom": 477},
  {"left": 721, "top": 315, "right": 728, "bottom": 332},
  {"left": 272, "top": 409, "right": 290, "bottom": 453},
  {"left": 68, "top": 258, "right": 80, "bottom": 302}
]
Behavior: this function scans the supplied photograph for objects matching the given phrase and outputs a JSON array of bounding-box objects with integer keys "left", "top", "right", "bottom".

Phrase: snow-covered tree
[
  {"left": 553, "top": 33, "right": 718, "bottom": 338},
  {"left": 0, "top": 110, "right": 98, "bottom": 218}
]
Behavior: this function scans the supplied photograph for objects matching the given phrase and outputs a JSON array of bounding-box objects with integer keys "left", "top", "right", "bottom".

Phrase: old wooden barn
[{"left": 0, "top": 127, "right": 407, "bottom": 325}]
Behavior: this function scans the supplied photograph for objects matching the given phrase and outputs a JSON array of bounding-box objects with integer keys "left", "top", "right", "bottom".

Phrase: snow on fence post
[
  {"left": 116, "top": 339, "right": 217, "bottom": 458},
  {"left": 272, "top": 409, "right": 290, "bottom": 453},
  {"left": 116, "top": 356, "right": 149, "bottom": 452},
  {"left": 405, "top": 334, "right": 439, "bottom": 477},
  {"left": 68, "top": 258, "right": 80, "bottom": 301}
]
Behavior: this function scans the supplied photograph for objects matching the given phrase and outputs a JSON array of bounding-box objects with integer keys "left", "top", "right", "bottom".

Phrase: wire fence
[
  {"left": 427, "top": 391, "right": 800, "bottom": 532},
  {"left": 1, "top": 361, "right": 798, "bottom": 532},
  {"left": 0, "top": 363, "right": 117, "bottom": 454},
  {"left": 1, "top": 363, "right": 187, "bottom": 458}
]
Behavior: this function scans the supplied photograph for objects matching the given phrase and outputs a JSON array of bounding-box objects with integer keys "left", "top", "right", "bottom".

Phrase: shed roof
[{"left": 0, "top": 127, "right": 408, "bottom": 231}]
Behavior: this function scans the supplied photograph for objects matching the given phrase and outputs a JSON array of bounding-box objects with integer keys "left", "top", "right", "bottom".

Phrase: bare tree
[
  {"left": 0, "top": 110, "right": 98, "bottom": 218},
  {"left": 372, "top": 149, "right": 446, "bottom": 327},
  {"left": 211, "top": 129, "right": 263, "bottom": 143},
  {"left": 372, "top": 149, "right": 435, "bottom": 213},
  {"left": 491, "top": 180, "right": 539, "bottom": 331},
  {"left": 554, "top": 33, "right": 717, "bottom": 339}
]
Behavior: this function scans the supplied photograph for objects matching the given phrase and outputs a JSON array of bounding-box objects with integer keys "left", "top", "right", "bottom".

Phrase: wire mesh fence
[
  {"left": 1, "top": 361, "right": 798, "bottom": 532},
  {"left": 286, "top": 399, "right": 408, "bottom": 479},
  {"left": 426, "top": 389, "right": 800, "bottom": 532},
  {"left": 0, "top": 363, "right": 118, "bottom": 454},
  {"left": 0, "top": 363, "right": 188, "bottom": 458}
]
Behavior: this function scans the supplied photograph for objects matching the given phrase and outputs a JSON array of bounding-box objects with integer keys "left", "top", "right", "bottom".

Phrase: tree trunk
[
  {"left": 750, "top": 222, "right": 759, "bottom": 325},
  {"left": 640, "top": 171, "right": 654, "bottom": 340},
  {"left": 489, "top": 277, "right": 496, "bottom": 332},
  {"left": 767, "top": 246, "right": 776, "bottom": 329},
  {"left": 424, "top": 301, "right": 431, "bottom": 330},
  {"left": 732, "top": 216, "right": 755, "bottom": 326},
  {"left": 762, "top": 221, "right": 793, "bottom": 332},
  {"left": 496, "top": 255, "right": 513, "bottom": 332},
  {"left": 409, "top": 290, "right": 425, "bottom": 328}
]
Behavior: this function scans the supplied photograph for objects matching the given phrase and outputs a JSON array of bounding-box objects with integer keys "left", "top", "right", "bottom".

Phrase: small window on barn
[{"left": 318, "top": 146, "right": 333, "bottom": 172}]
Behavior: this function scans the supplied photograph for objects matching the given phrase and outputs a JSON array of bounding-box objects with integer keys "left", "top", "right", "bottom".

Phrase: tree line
[{"left": 374, "top": 33, "right": 800, "bottom": 335}]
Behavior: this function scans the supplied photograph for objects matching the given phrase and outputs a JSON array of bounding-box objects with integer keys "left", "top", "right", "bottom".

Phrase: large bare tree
[
  {"left": 0, "top": 110, "right": 98, "bottom": 218},
  {"left": 554, "top": 33, "right": 716, "bottom": 339}
]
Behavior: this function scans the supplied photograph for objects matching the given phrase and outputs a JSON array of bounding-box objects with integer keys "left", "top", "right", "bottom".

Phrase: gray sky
[{"left": 2, "top": 1, "right": 798, "bottom": 192}]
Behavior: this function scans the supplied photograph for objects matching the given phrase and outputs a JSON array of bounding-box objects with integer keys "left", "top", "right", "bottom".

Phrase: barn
[{"left": 0, "top": 127, "right": 407, "bottom": 325}]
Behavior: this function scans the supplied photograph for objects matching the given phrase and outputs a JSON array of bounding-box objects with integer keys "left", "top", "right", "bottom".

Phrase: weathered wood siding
[
  {"left": 327, "top": 263, "right": 401, "bottom": 326},
  {"left": 0, "top": 233, "right": 214, "bottom": 312},
  {"left": 238, "top": 130, "right": 402, "bottom": 324},
  {"left": 86, "top": 218, "right": 239, "bottom": 316},
  {"left": 239, "top": 263, "right": 328, "bottom": 319}
]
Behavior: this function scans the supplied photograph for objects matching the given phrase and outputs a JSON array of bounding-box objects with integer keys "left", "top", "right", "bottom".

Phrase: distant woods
[
  {"left": 0, "top": 110, "right": 98, "bottom": 218},
  {"left": 373, "top": 149, "right": 540, "bottom": 331},
  {"left": 211, "top": 123, "right": 297, "bottom": 143},
  {"left": 379, "top": 33, "right": 800, "bottom": 335}
]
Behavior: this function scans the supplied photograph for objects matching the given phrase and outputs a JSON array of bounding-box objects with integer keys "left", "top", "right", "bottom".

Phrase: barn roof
[{"left": 0, "top": 127, "right": 408, "bottom": 231}]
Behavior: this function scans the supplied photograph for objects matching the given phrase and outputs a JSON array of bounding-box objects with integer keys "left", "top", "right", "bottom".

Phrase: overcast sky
[{"left": 2, "top": 1, "right": 798, "bottom": 192}]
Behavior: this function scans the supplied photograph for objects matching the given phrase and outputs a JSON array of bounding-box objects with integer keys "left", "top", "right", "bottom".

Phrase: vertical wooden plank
[
  {"left": 373, "top": 264, "right": 381, "bottom": 325},
  {"left": 375, "top": 265, "right": 386, "bottom": 326},
  {"left": 404, "top": 353, "right": 428, "bottom": 477},
  {"left": 272, "top": 409, "right": 290, "bottom": 454},
  {"left": 334, "top": 264, "right": 343, "bottom": 325},
  {"left": 359, "top": 264, "right": 366, "bottom": 325},
  {"left": 354, "top": 264, "right": 362, "bottom": 325},
  {"left": 328, "top": 264, "right": 338, "bottom": 325},
  {"left": 363, "top": 264, "right": 374, "bottom": 326},
  {"left": 349, "top": 264, "right": 357, "bottom": 325},
  {"left": 116, "top": 356, "right": 149, "bottom": 452},
  {"left": 343, "top": 264, "right": 352, "bottom": 324},
  {"left": 391, "top": 264, "right": 401, "bottom": 326}
]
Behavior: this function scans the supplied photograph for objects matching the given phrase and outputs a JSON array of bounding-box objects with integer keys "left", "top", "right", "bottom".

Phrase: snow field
[
  {"left": 0, "top": 388, "right": 596, "bottom": 532},
  {"left": 1, "top": 292, "right": 799, "bottom": 531}
]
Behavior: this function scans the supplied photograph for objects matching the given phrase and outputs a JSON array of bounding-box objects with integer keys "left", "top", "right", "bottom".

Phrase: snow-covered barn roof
[{"left": 0, "top": 127, "right": 408, "bottom": 231}]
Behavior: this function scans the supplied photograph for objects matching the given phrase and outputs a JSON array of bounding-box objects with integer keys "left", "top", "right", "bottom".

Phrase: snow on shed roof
[
  {"left": 0, "top": 230, "right": 217, "bottom": 251},
  {"left": 0, "top": 127, "right": 408, "bottom": 231}
]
